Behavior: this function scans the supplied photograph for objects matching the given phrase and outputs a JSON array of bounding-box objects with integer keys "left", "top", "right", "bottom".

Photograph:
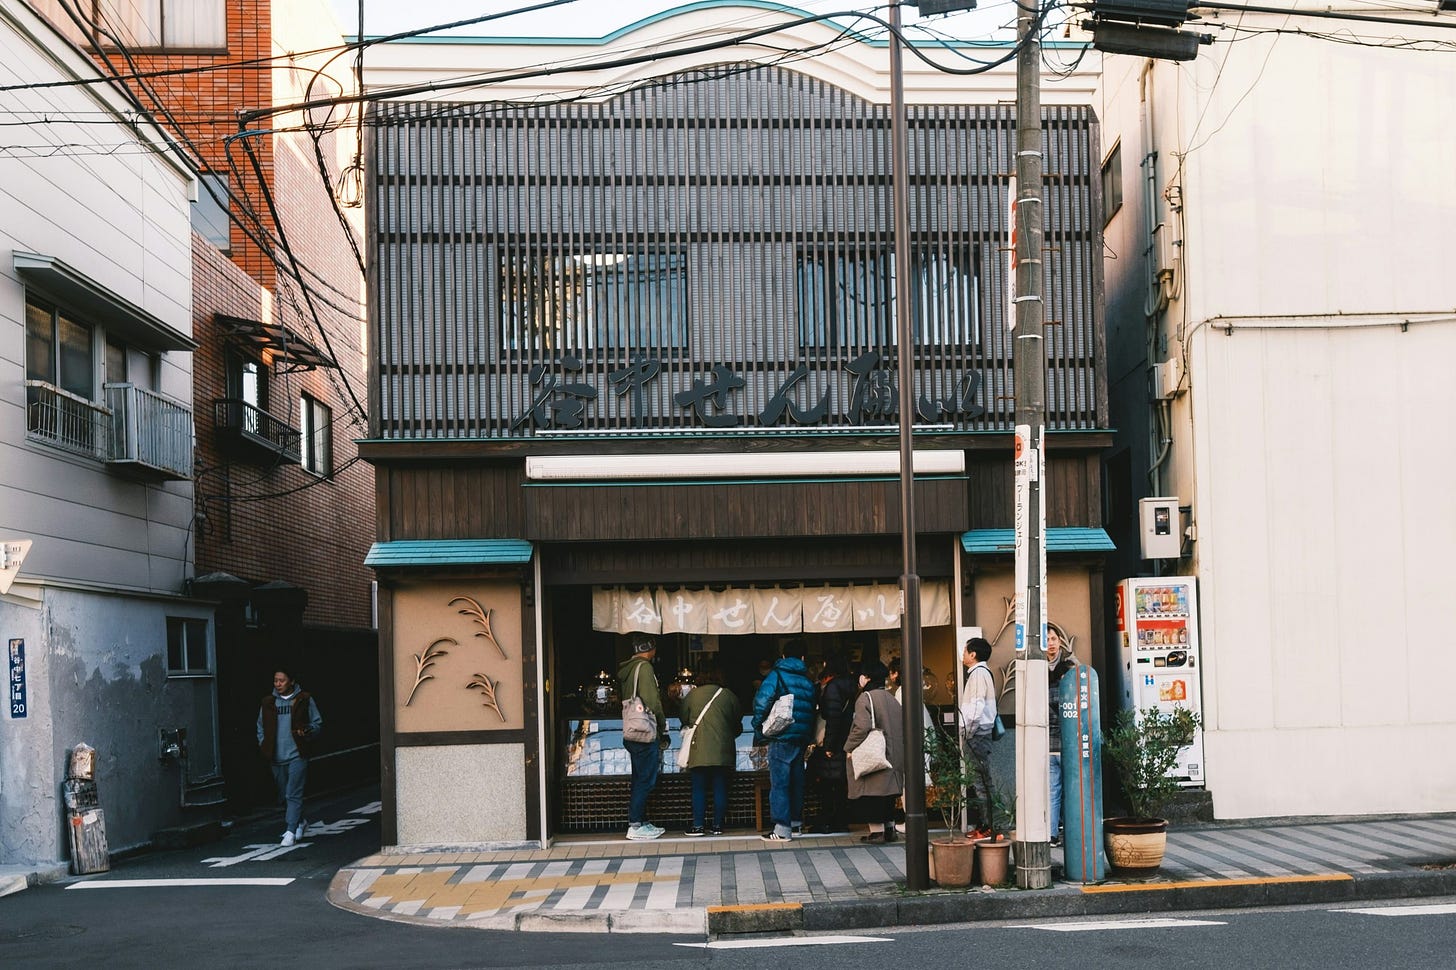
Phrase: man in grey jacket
[{"left": 257, "top": 667, "right": 323, "bottom": 846}]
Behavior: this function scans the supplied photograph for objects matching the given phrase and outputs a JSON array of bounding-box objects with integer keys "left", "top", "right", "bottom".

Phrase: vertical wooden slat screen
[{"left": 370, "top": 65, "right": 1103, "bottom": 440}]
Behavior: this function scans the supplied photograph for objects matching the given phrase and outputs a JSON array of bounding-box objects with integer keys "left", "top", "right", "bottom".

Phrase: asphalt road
[{"left": 3, "top": 786, "right": 1454, "bottom": 969}]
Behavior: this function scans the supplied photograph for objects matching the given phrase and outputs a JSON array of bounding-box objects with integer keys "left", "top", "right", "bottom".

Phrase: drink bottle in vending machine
[{"left": 1114, "top": 576, "right": 1205, "bottom": 784}]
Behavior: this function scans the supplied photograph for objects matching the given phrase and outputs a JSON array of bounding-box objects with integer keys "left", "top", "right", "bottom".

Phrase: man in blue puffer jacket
[{"left": 752, "top": 640, "right": 818, "bottom": 842}]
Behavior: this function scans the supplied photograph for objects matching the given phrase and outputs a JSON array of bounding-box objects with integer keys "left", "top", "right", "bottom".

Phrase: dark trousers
[
  {"left": 690, "top": 766, "right": 729, "bottom": 828},
  {"left": 962, "top": 732, "right": 994, "bottom": 830},
  {"left": 625, "top": 739, "right": 660, "bottom": 825},
  {"left": 767, "top": 740, "right": 806, "bottom": 837}
]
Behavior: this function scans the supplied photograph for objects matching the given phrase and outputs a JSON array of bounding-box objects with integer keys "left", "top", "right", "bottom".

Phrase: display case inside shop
[{"left": 563, "top": 716, "right": 766, "bottom": 777}]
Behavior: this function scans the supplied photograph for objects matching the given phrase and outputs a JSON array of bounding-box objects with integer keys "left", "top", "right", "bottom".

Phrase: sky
[{"left": 327, "top": 1, "right": 1019, "bottom": 43}]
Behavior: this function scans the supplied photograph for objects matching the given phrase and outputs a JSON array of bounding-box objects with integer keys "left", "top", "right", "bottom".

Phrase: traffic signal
[
  {"left": 916, "top": 0, "right": 978, "bottom": 14},
  {"left": 1083, "top": 0, "right": 1213, "bottom": 61}
]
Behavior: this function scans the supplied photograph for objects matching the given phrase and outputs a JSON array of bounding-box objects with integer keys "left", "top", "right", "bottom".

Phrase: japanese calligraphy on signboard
[{"left": 592, "top": 582, "right": 952, "bottom": 635}]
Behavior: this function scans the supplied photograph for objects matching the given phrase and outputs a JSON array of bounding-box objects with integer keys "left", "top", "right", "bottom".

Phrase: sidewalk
[{"left": 328, "top": 815, "right": 1456, "bottom": 934}]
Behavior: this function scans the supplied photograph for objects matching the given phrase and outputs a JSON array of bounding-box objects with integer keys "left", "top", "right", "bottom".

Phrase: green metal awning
[
  {"left": 365, "top": 539, "right": 534, "bottom": 567},
  {"left": 961, "top": 527, "right": 1116, "bottom": 555}
]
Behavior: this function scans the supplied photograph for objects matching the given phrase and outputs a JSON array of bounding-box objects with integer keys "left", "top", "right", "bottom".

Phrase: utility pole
[
  {"left": 1012, "top": 0, "right": 1052, "bottom": 889},
  {"left": 888, "top": 0, "right": 930, "bottom": 893}
]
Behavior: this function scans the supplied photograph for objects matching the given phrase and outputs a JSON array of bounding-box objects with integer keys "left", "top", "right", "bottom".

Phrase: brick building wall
[{"left": 192, "top": 236, "right": 372, "bottom": 629}]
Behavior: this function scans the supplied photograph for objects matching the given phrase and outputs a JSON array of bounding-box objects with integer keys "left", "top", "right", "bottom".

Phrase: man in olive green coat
[
  {"left": 679, "top": 673, "right": 743, "bottom": 836},
  {"left": 617, "top": 635, "right": 669, "bottom": 840}
]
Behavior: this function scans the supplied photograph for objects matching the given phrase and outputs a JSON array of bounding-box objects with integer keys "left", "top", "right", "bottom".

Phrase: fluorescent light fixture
[{"left": 525, "top": 450, "right": 965, "bottom": 481}]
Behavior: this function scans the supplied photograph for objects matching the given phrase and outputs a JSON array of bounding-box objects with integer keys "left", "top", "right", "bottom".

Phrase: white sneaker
[
  {"left": 626, "top": 822, "right": 663, "bottom": 841},
  {"left": 280, "top": 830, "right": 296, "bottom": 847},
  {"left": 294, "top": 820, "right": 307, "bottom": 840}
]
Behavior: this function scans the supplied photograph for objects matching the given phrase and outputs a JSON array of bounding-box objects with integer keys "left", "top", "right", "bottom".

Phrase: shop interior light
[{"left": 524, "top": 450, "right": 966, "bottom": 480}]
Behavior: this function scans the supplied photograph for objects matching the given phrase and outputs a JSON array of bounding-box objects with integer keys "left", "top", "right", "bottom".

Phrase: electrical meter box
[{"left": 1139, "top": 497, "right": 1181, "bottom": 559}]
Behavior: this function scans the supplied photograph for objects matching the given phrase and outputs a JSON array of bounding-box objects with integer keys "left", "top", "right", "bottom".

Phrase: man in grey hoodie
[{"left": 257, "top": 667, "right": 323, "bottom": 846}]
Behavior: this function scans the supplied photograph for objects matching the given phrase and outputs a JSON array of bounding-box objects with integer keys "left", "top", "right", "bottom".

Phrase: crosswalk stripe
[
  {"left": 68, "top": 878, "right": 294, "bottom": 889},
  {"left": 1011, "top": 918, "right": 1226, "bottom": 932},
  {"left": 676, "top": 935, "right": 894, "bottom": 949},
  {"left": 1337, "top": 904, "right": 1456, "bottom": 917}
]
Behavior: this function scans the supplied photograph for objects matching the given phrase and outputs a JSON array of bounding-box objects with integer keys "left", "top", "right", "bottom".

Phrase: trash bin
[{"left": 64, "top": 742, "right": 110, "bottom": 875}]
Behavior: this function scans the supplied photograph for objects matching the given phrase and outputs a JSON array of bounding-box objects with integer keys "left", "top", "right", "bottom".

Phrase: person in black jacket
[{"left": 806, "top": 652, "right": 857, "bottom": 834}]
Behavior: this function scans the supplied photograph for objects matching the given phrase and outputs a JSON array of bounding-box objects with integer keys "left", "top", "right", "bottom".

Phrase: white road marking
[
  {"left": 68, "top": 878, "right": 294, "bottom": 889},
  {"left": 301, "top": 818, "right": 369, "bottom": 837},
  {"left": 1337, "top": 904, "right": 1456, "bottom": 917},
  {"left": 202, "top": 843, "right": 310, "bottom": 867},
  {"left": 352, "top": 801, "right": 382, "bottom": 815},
  {"left": 1011, "top": 918, "right": 1227, "bottom": 932},
  {"left": 676, "top": 935, "right": 894, "bottom": 949}
]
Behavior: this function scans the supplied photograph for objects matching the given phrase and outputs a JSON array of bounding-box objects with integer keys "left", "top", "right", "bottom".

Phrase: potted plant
[
  {"left": 1102, "top": 705, "right": 1202, "bottom": 875},
  {"left": 972, "top": 786, "right": 1015, "bottom": 886},
  {"left": 924, "top": 724, "right": 978, "bottom": 887}
]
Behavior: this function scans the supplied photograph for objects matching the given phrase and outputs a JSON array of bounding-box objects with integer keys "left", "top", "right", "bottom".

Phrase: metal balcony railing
[
  {"left": 25, "top": 380, "right": 110, "bottom": 460},
  {"left": 106, "top": 383, "right": 194, "bottom": 481},
  {"left": 213, "top": 398, "right": 302, "bottom": 464}
]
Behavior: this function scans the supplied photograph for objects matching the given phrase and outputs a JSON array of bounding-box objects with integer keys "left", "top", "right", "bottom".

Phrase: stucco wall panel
[{"left": 395, "top": 744, "right": 527, "bottom": 845}]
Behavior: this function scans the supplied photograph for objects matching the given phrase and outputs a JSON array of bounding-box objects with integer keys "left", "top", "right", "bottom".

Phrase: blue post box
[{"left": 1059, "top": 664, "right": 1107, "bottom": 882}]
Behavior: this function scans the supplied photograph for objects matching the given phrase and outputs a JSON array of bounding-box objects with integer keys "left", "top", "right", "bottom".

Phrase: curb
[
  {"left": 795, "top": 868, "right": 1456, "bottom": 933},
  {"left": 0, "top": 863, "right": 70, "bottom": 898},
  {"left": 323, "top": 865, "right": 1456, "bottom": 936}
]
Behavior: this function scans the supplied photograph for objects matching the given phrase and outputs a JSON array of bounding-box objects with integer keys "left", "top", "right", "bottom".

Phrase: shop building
[{"left": 361, "top": 11, "right": 1112, "bottom": 845}]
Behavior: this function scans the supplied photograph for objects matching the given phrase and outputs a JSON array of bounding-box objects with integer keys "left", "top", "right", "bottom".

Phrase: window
[
  {"left": 36, "top": 1, "right": 227, "bottom": 50},
  {"left": 1102, "top": 142, "right": 1123, "bottom": 225},
  {"left": 797, "top": 248, "right": 979, "bottom": 350},
  {"left": 501, "top": 252, "right": 689, "bottom": 354},
  {"left": 299, "top": 394, "right": 332, "bottom": 476},
  {"left": 166, "top": 617, "right": 211, "bottom": 676},
  {"left": 25, "top": 296, "right": 102, "bottom": 455},
  {"left": 191, "top": 174, "right": 231, "bottom": 251}
]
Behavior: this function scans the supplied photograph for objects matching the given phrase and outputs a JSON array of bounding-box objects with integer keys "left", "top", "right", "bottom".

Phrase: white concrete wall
[
  {"left": 1, "top": 588, "right": 214, "bottom": 866},
  {"left": 1097, "top": 14, "right": 1456, "bottom": 817}
]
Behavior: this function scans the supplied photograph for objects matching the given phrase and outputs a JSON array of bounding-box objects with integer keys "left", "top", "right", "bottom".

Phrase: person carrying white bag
[{"left": 843, "top": 659, "right": 904, "bottom": 843}]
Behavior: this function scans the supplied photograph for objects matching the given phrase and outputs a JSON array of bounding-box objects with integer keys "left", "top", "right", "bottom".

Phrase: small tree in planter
[
  {"left": 1103, "top": 705, "right": 1201, "bottom": 875},
  {"left": 925, "top": 723, "right": 974, "bottom": 837},
  {"left": 924, "top": 724, "right": 978, "bottom": 886}
]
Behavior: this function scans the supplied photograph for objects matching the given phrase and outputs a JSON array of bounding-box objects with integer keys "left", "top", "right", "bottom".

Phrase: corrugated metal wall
[{"left": 370, "top": 65, "right": 1102, "bottom": 440}]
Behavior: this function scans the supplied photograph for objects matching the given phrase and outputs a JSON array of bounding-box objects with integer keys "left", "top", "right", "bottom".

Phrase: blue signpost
[
  {"left": 8, "top": 638, "right": 26, "bottom": 719},
  {"left": 1059, "top": 664, "right": 1106, "bottom": 881}
]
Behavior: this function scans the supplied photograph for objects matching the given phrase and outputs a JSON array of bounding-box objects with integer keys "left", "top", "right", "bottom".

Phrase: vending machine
[{"left": 1114, "top": 576, "right": 1205, "bottom": 784}]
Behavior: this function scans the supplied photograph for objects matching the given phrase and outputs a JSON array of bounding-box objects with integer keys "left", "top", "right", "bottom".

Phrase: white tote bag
[{"left": 849, "top": 692, "right": 892, "bottom": 778}]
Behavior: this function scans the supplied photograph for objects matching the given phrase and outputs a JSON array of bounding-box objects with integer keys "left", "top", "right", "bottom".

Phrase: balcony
[
  {"left": 106, "top": 383, "right": 194, "bottom": 481},
  {"left": 25, "top": 380, "right": 110, "bottom": 460},
  {"left": 25, "top": 381, "right": 194, "bottom": 481},
  {"left": 213, "top": 398, "right": 301, "bottom": 464}
]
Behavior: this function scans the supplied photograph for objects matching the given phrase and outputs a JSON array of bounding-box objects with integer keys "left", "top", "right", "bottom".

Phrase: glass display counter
[{"left": 557, "top": 716, "right": 821, "bottom": 832}]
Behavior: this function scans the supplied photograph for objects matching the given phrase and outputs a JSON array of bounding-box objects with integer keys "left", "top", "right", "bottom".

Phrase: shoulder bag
[
  {"left": 679, "top": 686, "right": 722, "bottom": 764},
  {"left": 849, "top": 691, "right": 892, "bottom": 778},
  {"left": 621, "top": 664, "right": 658, "bottom": 743},
  {"left": 761, "top": 675, "right": 796, "bottom": 737}
]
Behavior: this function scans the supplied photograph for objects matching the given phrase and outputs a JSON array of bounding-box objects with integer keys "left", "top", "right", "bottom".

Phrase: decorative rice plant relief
[
  {"left": 449, "top": 595, "right": 507, "bottom": 659},
  {"left": 405, "top": 637, "right": 456, "bottom": 706},
  {"left": 467, "top": 672, "right": 507, "bottom": 722}
]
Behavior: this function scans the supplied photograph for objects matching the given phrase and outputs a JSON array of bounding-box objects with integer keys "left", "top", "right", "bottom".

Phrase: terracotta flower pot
[
  {"left": 975, "top": 838, "right": 1012, "bottom": 886},
  {"left": 930, "top": 837, "right": 977, "bottom": 887},
  {"left": 1104, "top": 817, "right": 1169, "bottom": 876}
]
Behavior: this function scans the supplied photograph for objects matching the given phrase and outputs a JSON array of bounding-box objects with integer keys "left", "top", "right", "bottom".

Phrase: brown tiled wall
[
  {"left": 96, "top": 1, "right": 374, "bottom": 630},
  {"left": 192, "top": 237, "right": 372, "bottom": 629}
]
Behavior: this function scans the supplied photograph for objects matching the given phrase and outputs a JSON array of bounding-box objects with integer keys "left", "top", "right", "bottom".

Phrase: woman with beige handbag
[{"left": 843, "top": 660, "right": 904, "bottom": 843}]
